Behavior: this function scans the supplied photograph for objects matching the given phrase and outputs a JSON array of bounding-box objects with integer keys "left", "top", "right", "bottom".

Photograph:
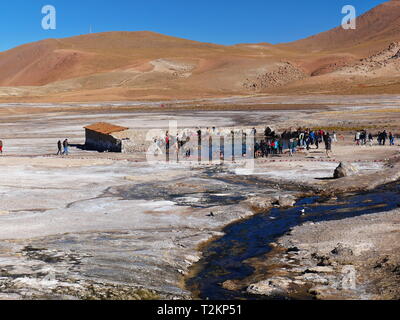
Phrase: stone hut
[{"left": 84, "top": 122, "right": 129, "bottom": 152}]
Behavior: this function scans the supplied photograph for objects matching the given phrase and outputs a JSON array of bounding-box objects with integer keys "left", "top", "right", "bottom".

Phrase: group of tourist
[
  {"left": 56, "top": 139, "right": 69, "bottom": 156},
  {"left": 157, "top": 127, "right": 337, "bottom": 161},
  {"left": 354, "top": 130, "right": 396, "bottom": 146},
  {"left": 0, "top": 127, "right": 397, "bottom": 159},
  {"left": 254, "top": 127, "right": 335, "bottom": 158},
  {"left": 157, "top": 126, "right": 395, "bottom": 161}
]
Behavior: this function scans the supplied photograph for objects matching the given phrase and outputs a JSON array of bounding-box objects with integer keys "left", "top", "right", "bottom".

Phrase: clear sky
[{"left": 0, "top": 0, "right": 386, "bottom": 51}]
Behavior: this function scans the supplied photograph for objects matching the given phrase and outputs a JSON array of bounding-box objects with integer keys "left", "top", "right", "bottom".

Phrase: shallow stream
[{"left": 186, "top": 182, "right": 400, "bottom": 300}]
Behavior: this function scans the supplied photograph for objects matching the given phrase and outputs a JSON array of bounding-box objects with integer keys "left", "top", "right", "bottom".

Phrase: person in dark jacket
[
  {"left": 324, "top": 133, "right": 332, "bottom": 158},
  {"left": 382, "top": 130, "right": 388, "bottom": 145},
  {"left": 57, "top": 140, "right": 62, "bottom": 155}
]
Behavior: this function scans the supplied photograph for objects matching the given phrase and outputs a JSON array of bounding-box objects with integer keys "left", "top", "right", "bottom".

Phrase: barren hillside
[
  {"left": 281, "top": 0, "right": 400, "bottom": 55},
  {"left": 0, "top": 1, "right": 398, "bottom": 102}
]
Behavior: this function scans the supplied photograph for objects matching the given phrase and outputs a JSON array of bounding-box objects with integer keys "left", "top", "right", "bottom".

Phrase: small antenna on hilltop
[{"left": 89, "top": 25, "right": 93, "bottom": 34}]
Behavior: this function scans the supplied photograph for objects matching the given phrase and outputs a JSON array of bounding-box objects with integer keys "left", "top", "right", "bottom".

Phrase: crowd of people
[
  {"left": 0, "top": 128, "right": 397, "bottom": 159},
  {"left": 51, "top": 128, "right": 395, "bottom": 160},
  {"left": 254, "top": 127, "right": 335, "bottom": 158},
  {"left": 354, "top": 130, "right": 396, "bottom": 146}
]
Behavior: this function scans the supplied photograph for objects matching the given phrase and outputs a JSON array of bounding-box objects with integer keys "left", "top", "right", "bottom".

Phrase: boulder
[
  {"left": 333, "top": 162, "right": 359, "bottom": 179},
  {"left": 244, "top": 196, "right": 274, "bottom": 213},
  {"left": 247, "top": 277, "right": 291, "bottom": 296},
  {"left": 331, "top": 243, "right": 354, "bottom": 257},
  {"left": 277, "top": 195, "right": 296, "bottom": 208},
  {"left": 245, "top": 195, "right": 296, "bottom": 212}
]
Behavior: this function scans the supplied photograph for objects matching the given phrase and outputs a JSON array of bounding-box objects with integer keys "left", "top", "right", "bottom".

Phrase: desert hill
[
  {"left": 0, "top": 31, "right": 227, "bottom": 86},
  {"left": 282, "top": 0, "right": 400, "bottom": 55},
  {"left": 0, "top": 1, "right": 399, "bottom": 102}
]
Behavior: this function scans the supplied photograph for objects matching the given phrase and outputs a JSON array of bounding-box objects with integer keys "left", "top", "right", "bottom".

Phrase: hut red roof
[{"left": 84, "top": 122, "right": 129, "bottom": 135}]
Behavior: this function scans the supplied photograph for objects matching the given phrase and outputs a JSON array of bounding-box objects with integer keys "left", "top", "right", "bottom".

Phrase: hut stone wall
[{"left": 85, "top": 129, "right": 122, "bottom": 152}]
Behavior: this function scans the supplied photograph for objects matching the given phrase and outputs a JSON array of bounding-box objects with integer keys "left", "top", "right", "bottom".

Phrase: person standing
[
  {"left": 362, "top": 130, "right": 367, "bottom": 145},
  {"left": 299, "top": 132, "right": 305, "bottom": 146},
  {"left": 251, "top": 127, "right": 257, "bottom": 158},
  {"left": 310, "top": 131, "right": 315, "bottom": 145},
  {"left": 382, "top": 130, "right": 388, "bottom": 145},
  {"left": 278, "top": 138, "right": 283, "bottom": 154},
  {"left": 305, "top": 134, "right": 311, "bottom": 151},
  {"left": 324, "top": 133, "right": 332, "bottom": 158},
  {"left": 0, "top": 140, "right": 3, "bottom": 154},
  {"left": 289, "top": 138, "right": 294, "bottom": 157},
  {"left": 389, "top": 132, "right": 395, "bottom": 146},
  {"left": 57, "top": 140, "right": 62, "bottom": 155},
  {"left": 355, "top": 131, "right": 361, "bottom": 145},
  {"left": 208, "top": 134, "right": 213, "bottom": 163},
  {"left": 274, "top": 139, "right": 279, "bottom": 155},
  {"left": 368, "top": 133, "right": 373, "bottom": 146},
  {"left": 165, "top": 131, "right": 170, "bottom": 162},
  {"left": 62, "top": 139, "right": 69, "bottom": 156},
  {"left": 196, "top": 128, "right": 202, "bottom": 163},
  {"left": 332, "top": 131, "right": 337, "bottom": 143},
  {"left": 360, "top": 130, "right": 366, "bottom": 145},
  {"left": 242, "top": 131, "right": 247, "bottom": 157}
]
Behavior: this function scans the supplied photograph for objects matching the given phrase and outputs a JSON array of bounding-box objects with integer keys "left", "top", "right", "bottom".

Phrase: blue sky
[{"left": 0, "top": 0, "right": 386, "bottom": 51}]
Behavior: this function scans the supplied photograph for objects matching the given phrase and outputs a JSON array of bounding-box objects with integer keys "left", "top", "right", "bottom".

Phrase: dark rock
[
  {"left": 374, "top": 256, "right": 390, "bottom": 269},
  {"left": 22, "top": 246, "right": 47, "bottom": 252},
  {"left": 392, "top": 265, "right": 400, "bottom": 275},
  {"left": 331, "top": 243, "right": 353, "bottom": 256},
  {"left": 334, "top": 162, "right": 359, "bottom": 179},
  {"left": 312, "top": 252, "right": 332, "bottom": 266}
]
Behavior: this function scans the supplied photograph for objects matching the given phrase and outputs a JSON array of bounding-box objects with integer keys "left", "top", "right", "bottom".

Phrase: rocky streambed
[{"left": 186, "top": 180, "right": 400, "bottom": 300}]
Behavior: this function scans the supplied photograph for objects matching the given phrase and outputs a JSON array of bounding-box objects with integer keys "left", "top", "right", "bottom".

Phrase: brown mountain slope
[
  {"left": 0, "top": 30, "right": 299, "bottom": 90},
  {"left": 0, "top": 2, "right": 399, "bottom": 101},
  {"left": 281, "top": 0, "right": 400, "bottom": 55},
  {"left": 0, "top": 31, "right": 301, "bottom": 101},
  {"left": 0, "top": 31, "right": 229, "bottom": 86}
]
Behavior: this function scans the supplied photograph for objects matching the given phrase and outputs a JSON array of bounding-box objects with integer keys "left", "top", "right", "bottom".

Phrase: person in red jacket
[{"left": 0, "top": 140, "right": 3, "bottom": 154}]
